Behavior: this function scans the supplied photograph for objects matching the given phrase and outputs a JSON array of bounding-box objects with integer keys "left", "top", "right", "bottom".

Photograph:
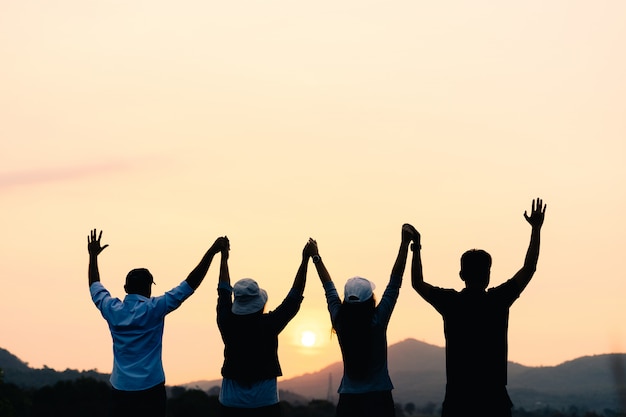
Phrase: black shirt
[
  {"left": 217, "top": 287, "right": 303, "bottom": 382},
  {"left": 424, "top": 279, "right": 521, "bottom": 390}
]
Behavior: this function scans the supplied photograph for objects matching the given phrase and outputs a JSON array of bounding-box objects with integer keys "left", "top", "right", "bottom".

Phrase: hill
[
  {"left": 275, "top": 338, "right": 450, "bottom": 404},
  {"left": 2, "top": 342, "right": 625, "bottom": 412},
  {"left": 0, "top": 347, "right": 110, "bottom": 389},
  {"left": 184, "top": 338, "right": 626, "bottom": 412}
]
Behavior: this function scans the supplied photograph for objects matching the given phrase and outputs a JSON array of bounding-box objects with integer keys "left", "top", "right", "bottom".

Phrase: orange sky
[{"left": 1, "top": 1, "right": 625, "bottom": 386}]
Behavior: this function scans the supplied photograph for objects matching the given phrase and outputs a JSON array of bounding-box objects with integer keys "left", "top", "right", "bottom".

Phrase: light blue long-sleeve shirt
[{"left": 90, "top": 280, "right": 194, "bottom": 391}]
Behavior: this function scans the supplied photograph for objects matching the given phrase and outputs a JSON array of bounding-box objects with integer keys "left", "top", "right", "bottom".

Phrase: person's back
[
  {"left": 426, "top": 280, "right": 521, "bottom": 413},
  {"left": 92, "top": 274, "right": 194, "bottom": 389},
  {"left": 309, "top": 226, "right": 413, "bottom": 417},
  {"left": 215, "top": 241, "right": 311, "bottom": 417},
  {"left": 442, "top": 285, "right": 516, "bottom": 388},
  {"left": 410, "top": 199, "right": 546, "bottom": 417},
  {"left": 328, "top": 279, "right": 397, "bottom": 394},
  {"left": 87, "top": 230, "right": 226, "bottom": 417},
  {"left": 217, "top": 282, "right": 302, "bottom": 383}
]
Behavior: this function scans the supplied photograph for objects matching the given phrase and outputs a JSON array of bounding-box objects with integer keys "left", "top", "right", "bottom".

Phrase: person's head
[
  {"left": 343, "top": 276, "right": 376, "bottom": 304},
  {"left": 232, "top": 278, "right": 268, "bottom": 315},
  {"left": 335, "top": 276, "right": 377, "bottom": 328},
  {"left": 124, "top": 268, "right": 154, "bottom": 297},
  {"left": 459, "top": 249, "right": 492, "bottom": 290}
]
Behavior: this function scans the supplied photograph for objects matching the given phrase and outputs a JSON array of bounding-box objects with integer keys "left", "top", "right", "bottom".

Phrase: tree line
[{"left": 0, "top": 370, "right": 622, "bottom": 417}]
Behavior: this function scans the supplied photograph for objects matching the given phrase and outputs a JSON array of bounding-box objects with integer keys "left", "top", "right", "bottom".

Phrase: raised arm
[
  {"left": 291, "top": 239, "right": 315, "bottom": 294},
  {"left": 218, "top": 236, "right": 230, "bottom": 287},
  {"left": 512, "top": 198, "right": 546, "bottom": 291},
  {"left": 186, "top": 236, "right": 229, "bottom": 290},
  {"left": 390, "top": 224, "right": 413, "bottom": 279},
  {"left": 409, "top": 224, "right": 434, "bottom": 299},
  {"left": 307, "top": 238, "right": 332, "bottom": 284},
  {"left": 87, "top": 229, "right": 109, "bottom": 287}
]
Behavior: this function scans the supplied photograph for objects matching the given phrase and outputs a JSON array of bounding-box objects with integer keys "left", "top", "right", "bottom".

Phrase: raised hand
[
  {"left": 402, "top": 223, "right": 421, "bottom": 251},
  {"left": 87, "top": 229, "right": 109, "bottom": 256},
  {"left": 523, "top": 198, "right": 546, "bottom": 229},
  {"left": 210, "top": 236, "right": 229, "bottom": 256},
  {"left": 402, "top": 223, "right": 415, "bottom": 243},
  {"left": 219, "top": 236, "right": 231, "bottom": 257},
  {"left": 303, "top": 238, "right": 319, "bottom": 259}
]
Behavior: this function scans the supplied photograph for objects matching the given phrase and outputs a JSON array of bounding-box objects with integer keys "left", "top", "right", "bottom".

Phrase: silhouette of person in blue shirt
[{"left": 88, "top": 229, "right": 227, "bottom": 417}]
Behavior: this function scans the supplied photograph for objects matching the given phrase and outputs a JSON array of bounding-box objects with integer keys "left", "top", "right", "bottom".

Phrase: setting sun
[{"left": 300, "top": 331, "right": 317, "bottom": 348}]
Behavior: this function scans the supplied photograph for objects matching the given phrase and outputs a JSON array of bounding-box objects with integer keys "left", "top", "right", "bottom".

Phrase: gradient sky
[{"left": 1, "top": 1, "right": 625, "bottom": 387}]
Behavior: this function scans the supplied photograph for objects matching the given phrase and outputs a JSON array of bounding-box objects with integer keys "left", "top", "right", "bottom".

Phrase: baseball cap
[{"left": 344, "top": 276, "right": 375, "bottom": 303}]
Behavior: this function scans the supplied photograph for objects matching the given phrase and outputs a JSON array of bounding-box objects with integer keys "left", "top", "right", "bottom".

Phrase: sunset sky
[{"left": 1, "top": 1, "right": 625, "bottom": 387}]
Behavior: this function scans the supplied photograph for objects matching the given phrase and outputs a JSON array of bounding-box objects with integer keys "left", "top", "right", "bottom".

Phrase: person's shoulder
[
  {"left": 488, "top": 277, "right": 520, "bottom": 294},
  {"left": 432, "top": 286, "right": 459, "bottom": 296},
  {"left": 427, "top": 286, "right": 461, "bottom": 306},
  {"left": 157, "top": 280, "right": 195, "bottom": 300},
  {"left": 486, "top": 278, "right": 522, "bottom": 305}
]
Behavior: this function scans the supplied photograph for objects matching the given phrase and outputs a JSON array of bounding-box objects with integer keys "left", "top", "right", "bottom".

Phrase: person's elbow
[
  {"left": 412, "top": 280, "right": 427, "bottom": 296},
  {"left": 522, "top": 263, "right": 538, "bottom": 275}
]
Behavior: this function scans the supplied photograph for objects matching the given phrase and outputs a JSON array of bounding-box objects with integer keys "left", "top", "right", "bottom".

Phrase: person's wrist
[{"left": 312, "top": 254, "right": 321, "bottom": 264}]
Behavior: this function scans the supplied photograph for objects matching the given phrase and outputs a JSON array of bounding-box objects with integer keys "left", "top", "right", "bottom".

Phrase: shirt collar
[{"left": 124, "top": 293, "right": 149, "bottom": 302}]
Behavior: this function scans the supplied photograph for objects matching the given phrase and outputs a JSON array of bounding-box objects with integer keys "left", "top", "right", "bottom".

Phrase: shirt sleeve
[
  {"left": 323, "top": 281, "right": 342, "bottom": 324},
  {"left": 152, "top": 280, "right": 195, "bottom": 317},
  {"left": 422, "top": 286, "right": 457, "bottom": 316},
  {"left": 373, "top": 274, "right": 402, "bottom": 328},
  {"left": 488, "top": 278, "right": 522, "bottom": 308},
  {"left": 216, "top": 285, "right": 233, "bottom": 329},
  {"left": 265, "top": 288, "right": 304, "bottom": 334},
  {"left": 90, "top": 282, "right": 112, "bottom": 310},
  {"left": 90, "top": 282, "right": 122, "bottom": 321}
]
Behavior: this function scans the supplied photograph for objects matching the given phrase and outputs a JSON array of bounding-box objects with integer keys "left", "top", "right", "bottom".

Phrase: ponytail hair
[{"left": 333, "top": 296, "right": 376, "bottom": 380}]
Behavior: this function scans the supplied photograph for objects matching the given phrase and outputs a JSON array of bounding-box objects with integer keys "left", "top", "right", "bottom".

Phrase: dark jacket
[{"left": 217, "top": 286, "right": 303, "bottom": 382}]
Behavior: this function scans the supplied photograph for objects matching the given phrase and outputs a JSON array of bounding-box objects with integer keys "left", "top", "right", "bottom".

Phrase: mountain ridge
[
  {"left": 0, "top": 347, "right": 110, "bottom": 389},
  {"left": 2, "top": 340, "right": 625, "bottom": 412},
  {"left": 182, "top": 338, "right": 626, "bottom": 412}
]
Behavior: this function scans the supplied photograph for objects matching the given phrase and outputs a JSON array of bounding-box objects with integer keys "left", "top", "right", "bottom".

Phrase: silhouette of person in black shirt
[{"left": 410, "top": 198, "right": 546, "bottom": 417}]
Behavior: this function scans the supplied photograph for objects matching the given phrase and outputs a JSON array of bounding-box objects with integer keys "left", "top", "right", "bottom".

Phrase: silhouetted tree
[
  {"left": 278, "top": 399, "right": 333, "bottom": 417},
  {"left": 419, "top": 401, "right": 438, "bottom": 415},
  {"left": 0, "top": 375, "right": 30, "bottom": 417},
  {"left": 30, "top": 377, "right": 109, "bottom": 417},
  {"left": 166, "top": 387, "right": 219, "bottom": 417},
  {"left": 306, "top": 399, "right": 335, "bottom": 417},
  {"left": 0, "top": 378, "right": 623, "bottom": 417}
]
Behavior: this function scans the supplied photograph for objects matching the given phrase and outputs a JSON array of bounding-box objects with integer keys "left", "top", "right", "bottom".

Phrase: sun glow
[{"left": 300, "top": 331, "right": 317, "bottom": 347}]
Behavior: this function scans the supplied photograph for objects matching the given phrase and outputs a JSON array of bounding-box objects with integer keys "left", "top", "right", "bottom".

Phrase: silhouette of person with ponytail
[{"left": 309, "top": 224, "right": 414, "bottom": 417}]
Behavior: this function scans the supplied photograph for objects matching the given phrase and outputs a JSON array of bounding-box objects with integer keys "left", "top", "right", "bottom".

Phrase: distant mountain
[
  {"left": 0, "top": 348, "right": 30, "bottom": 373},
  {"left": 2, "top": 342, "right": 625, "bottom": 412},
  {"left": 184, "top": 338, "right": 626, "bottom": 412},
  {"left": 508, "top": 353, "right": 626, "bottom": 411},
  {"left": 0, "top": 347, "right": 110, "bottom": 389}
]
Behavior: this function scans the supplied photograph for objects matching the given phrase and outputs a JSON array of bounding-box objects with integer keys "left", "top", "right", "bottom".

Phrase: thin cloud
[{"left": 0, "top": 160, "right": 130, "bottom": 190}]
